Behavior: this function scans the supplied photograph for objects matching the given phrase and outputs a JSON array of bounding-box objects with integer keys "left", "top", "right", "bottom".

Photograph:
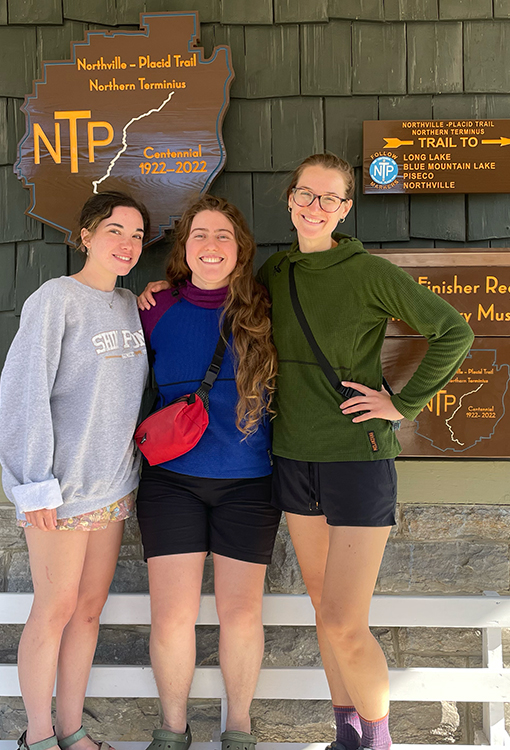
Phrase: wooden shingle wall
[{"left": 2, "top": 0, "right": 510, "bottom": 363}]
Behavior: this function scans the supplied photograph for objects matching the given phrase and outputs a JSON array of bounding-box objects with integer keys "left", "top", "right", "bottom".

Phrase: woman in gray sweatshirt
[{"left": 0, "top": 192, "right": 150, "bottom": 750}]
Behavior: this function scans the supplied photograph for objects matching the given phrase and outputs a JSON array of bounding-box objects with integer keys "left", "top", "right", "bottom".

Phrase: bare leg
[
  {"left": 19, "top": 528, "right": 90, "bottom": 748},
  {"left": 148, "top": 553, "right": 207, "bottom": 733},
  {"left": 285, "top": 513, "right": 352, "bottom": 706},
  {"left": 321, "top": 525, "right": 391, "bottom": 720},
  {"left": 55, "top": 521, "right": 125, "bottom": 750},
  {"left": 213, "top": 554, "right": 267, "bottom": 733}
]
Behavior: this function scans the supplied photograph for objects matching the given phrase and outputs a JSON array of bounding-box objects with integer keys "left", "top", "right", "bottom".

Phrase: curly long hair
[{"left": 166, "top": 194, "right": 277, "bottom": 436}]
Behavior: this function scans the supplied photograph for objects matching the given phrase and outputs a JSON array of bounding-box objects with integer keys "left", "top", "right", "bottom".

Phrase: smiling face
[
  {"left": 288, "top": 165, "right": 353, "bottom": 253},
  {"left": 185, "top": 209, "right": 238, "bottom": 289},
  {"left": 80, "top": 205, "right": 144, "bottom": 289}
]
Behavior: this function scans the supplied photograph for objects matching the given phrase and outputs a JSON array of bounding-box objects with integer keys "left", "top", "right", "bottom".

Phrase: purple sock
[
  {"left": 359, "top": 712, "right": 391, "bottom": 750},
  {"left": 333, "top": 705, "right": 361, "bottom": 750}
]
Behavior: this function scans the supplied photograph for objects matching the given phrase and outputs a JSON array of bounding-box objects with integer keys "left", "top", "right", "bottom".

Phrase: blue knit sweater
[{"left": 140, "top": 281, "right": 272, "bottom": 478}]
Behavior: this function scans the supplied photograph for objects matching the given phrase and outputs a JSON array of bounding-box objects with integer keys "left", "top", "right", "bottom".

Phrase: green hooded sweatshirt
[{"left": 258, "top": 234, "right": 474, "bottom": 462}]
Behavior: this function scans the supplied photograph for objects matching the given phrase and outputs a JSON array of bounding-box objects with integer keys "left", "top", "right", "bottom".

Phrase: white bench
[{"left": 0, "top": 592, "right": 509, "bottom": 749}]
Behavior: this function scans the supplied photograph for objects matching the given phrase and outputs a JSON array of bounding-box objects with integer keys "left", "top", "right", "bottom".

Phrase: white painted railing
[{"left": 0, "top": 592, "right": 509, "bottom": 749}]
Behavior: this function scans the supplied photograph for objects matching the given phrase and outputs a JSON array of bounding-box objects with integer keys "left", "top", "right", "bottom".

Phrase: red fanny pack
[{"left": 135, "top": 318, "right": 231, "bottom": 466}]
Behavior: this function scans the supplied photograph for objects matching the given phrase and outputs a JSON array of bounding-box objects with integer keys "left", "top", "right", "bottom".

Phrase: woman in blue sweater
[{"left": 136, "top": 194, "right": 280, "bottom": 750}]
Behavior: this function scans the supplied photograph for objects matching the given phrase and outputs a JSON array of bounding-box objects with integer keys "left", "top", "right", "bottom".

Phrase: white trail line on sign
[
  {"left": 92, "top": 91, "right": 175, "bottom": 192},
  {"left": 444, "top": 382, "right": 484, "bottom": 446}
]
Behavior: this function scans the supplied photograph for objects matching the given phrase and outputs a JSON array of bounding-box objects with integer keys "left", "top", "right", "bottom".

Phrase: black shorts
[
  {"left": 136, "top": 464, "right": 281, "bottom": 565},
  {"left": 271, "top": 455, "right": 397, "bottom": 527}
]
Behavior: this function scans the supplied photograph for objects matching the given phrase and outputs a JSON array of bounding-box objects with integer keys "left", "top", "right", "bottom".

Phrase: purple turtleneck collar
[
  {"left": 140, "top": 280, "right": 228, "bottom": 341},
  {"left": 181, "top": 279, "right": 228, "bottom": 308}
]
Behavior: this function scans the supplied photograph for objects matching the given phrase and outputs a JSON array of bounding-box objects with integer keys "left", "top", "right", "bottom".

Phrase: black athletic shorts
[
  {"left": 271, "top": 455, "right": 397, "bottom": 527},
  {"left": 136, "top": 464, "right": 281, "bottom": 565}
]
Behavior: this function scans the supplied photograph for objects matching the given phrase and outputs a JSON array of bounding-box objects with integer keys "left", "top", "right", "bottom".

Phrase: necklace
[{"left": 72, "top": 272, "right": 116, "bottom": 308}]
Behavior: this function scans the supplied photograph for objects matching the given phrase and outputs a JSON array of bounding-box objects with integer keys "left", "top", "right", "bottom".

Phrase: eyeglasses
[{"left": 291, "top": 187, "right": 349, "bottom": 213}]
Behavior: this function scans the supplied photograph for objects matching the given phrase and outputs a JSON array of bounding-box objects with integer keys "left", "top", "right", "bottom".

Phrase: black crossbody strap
[
  {"left": 200, "top": 316, "right": 232, "bottom": 392},
  {"left": 288, "top": 263, "right": 339, "bottom": 391},
  {"left": 289, "top": 263, "right": 396, "bottom": 400},
  {"left": 288, "top": 263, "right": 363, "bottom": 400}
]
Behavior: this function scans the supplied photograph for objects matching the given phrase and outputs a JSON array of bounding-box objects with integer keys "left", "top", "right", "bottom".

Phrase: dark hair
[
  {"left": 166, "top": 193, "right": 277, "bottom": 435},
  {"left": 77, "top": 191, "right": 150, "bottom": 250},
  {"left": 287, "top": 153, "right": 355, "bottom": 201}
]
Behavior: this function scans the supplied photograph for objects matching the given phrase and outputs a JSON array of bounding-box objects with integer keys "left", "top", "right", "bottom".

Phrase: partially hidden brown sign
[
  {"left": 378, "top": 250, "right": 510, "bottom": 458},
  {"left": 363, "top": 119, "right": 510, "bottom": 194},
  {"left": 15, "top": 12, "right": 233, "bottom": 245}
]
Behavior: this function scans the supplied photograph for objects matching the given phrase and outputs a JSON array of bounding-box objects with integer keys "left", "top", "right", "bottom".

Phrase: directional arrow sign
[
  {"left": 481, "top": 137, "right": 510, "bottom": 146},
  {"left": 383, "top": 138, "right": 414, "bottom": 148},
  {"left": 364, "top": 118, "right": 510, "bottom": 194}
]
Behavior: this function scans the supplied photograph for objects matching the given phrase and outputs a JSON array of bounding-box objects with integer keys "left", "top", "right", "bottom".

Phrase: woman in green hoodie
[
  {"left": 256, "top": 153, "right": 474, "bottom": 750},
  {"left": 138, "top": 153, "right": 474, "bottom": 750}
]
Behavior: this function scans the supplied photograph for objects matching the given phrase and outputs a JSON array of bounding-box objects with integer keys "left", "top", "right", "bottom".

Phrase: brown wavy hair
[
  {"left": 77, "top": 191, "right": 151, "bottom": 251},
  {"left": 166, "top": 194, "right": 277, "bottom": 435},
  {"left": 287, "top": 153, "right": 355, "bottom": 200}
]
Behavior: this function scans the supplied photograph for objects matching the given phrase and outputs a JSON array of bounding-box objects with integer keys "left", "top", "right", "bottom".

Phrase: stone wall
[{"left": 1, "top": 494, "right": 509, "bottom": 744}]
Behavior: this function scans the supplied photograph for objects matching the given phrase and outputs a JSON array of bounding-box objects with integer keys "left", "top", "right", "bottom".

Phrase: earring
[
  {"left": 288, "top": 206, "right": 292, "bottom": 213},
  {"left": 339, "top": 217, "right": 345, "bottom": 224}
]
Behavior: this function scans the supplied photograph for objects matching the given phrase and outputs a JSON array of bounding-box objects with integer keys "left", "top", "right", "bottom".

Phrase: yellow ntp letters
[
  {"left": 88, "top": 121, "right": 114, "bottom": 163},
  {"left": 424, "top": 390, "right": 457, "bottom": 415},
  {"left": 33, "top": 111, "right": 114, "bottom": 173}
]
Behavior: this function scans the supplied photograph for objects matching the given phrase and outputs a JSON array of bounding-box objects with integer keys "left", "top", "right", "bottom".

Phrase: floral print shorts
[{"left": 17, "top": 491, "right": 135, "bottom": 531}]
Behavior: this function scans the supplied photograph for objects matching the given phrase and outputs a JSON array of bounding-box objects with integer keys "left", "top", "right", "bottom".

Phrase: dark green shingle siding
[
  {"left": 244, "top": 25, "right": 300, "bottom": 98},
  {"left": 274, "top": 0, "right": 328, "bottom": 24},
  {"left": 63, "top": 0, "right": 116, "bottom": 25},
  {"left": 439, "top": 0, "right": 493, "bottom": 20},
  {"left": 325, "top": 96, "right": 378, "bottom": 167},
  {"left": 353, "top": 22, "right": 406, "bottom": 96},
  {"left": 15, "top": 241, "right": 67, "bottom": 314},
  {"left": 272, "top": 97, "right": 324, "bottom": 171},
  {"left": 407, "top": 22, "right": 463, "bottom": 95},
  {"left": 301, "top": 21, "right": 351, "bottom": 96},
  {"left": 329, "top": 0, "right": 383, "bottom": 21},
  {"left": 467, "top": 195, "right": 510, "bottom": 240},
  {"left": 223, "top": 100, "right": 272, "bottom": 172},
  {"left": 253, "top": 172, "right": 293, "bottom": 244},
  {"left": 410, "top": 195, "right": 466, "bottom": 242},
  {"left": 0, "top": 167, "right": 42, "bottom": 243},
  {"left": 0, "top": 244, "right": 15, "bottom": 311},
  {"left": 222, "top": 0, "right": 273, "bottom": 25},
  {"left": 385, "top": 0, "right": 438, "bottom": 20},
  {"left": 464, "top": 22, "right": 510, "bottom": 93},
  {"left": 0, "top": 26, "right": 37, "bottom": 98}
]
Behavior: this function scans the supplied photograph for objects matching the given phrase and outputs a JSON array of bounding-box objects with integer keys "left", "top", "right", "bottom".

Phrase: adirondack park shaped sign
[
  {"left": 379, "top": 250, "right": 510, "bottom": 458},
  {"left": 15, "top": 12, "right": 233, "bottom": 245}
]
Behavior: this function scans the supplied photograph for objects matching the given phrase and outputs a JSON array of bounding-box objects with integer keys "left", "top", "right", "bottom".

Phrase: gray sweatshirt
[{"left": 0, "top": 276, "right": 148, "bottom": 520}]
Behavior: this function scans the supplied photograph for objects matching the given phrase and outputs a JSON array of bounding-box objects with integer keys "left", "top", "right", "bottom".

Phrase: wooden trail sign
[
  {"left": 379, "top": 249, "right": 510, "bottom": 458},
  {"left": 15, "top": 12, "right": 233, "bottom": 245},
  {"left": 364, "top": 119, "right": 510, "bottom": 194}
]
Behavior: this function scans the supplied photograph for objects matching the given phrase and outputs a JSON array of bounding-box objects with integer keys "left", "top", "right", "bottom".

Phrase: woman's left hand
[{"left": 339, "top": 381, "right": 405, "bottom": 423}]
